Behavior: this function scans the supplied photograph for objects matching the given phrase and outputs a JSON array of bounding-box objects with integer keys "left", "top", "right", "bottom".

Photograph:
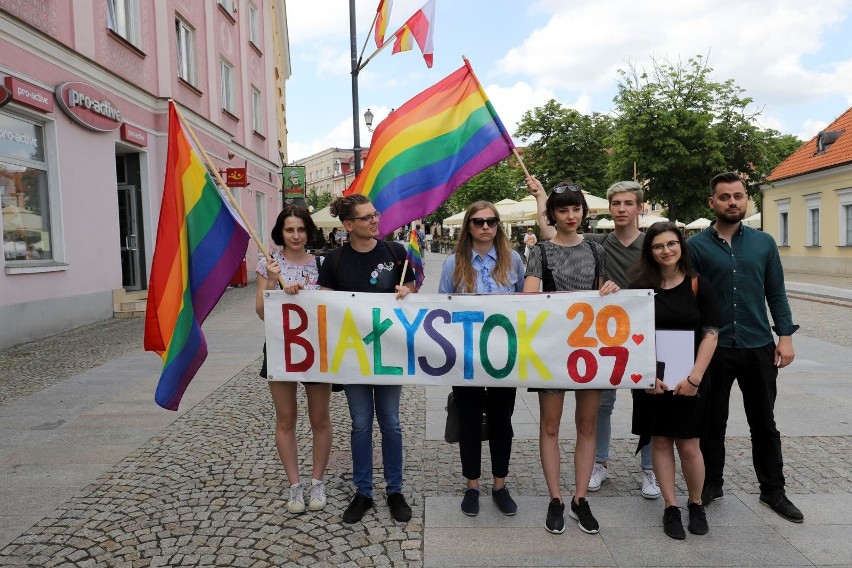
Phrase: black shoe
[
  {"left": 461, "top": 488, "right": 480, "bottom": 517},
  {"left": 759, "top": 493, "right": 803, "bottom": 523},
  {"left": 568, "top": 497, "right": 600, "bottom": 534},
  {"left": 687, "top": 501, "right": 708, "bottom": 535},
  {"left": 701, "top": 483, "right": 723, "bottom": 505},
  {"left": 491, "top": 487, "right": 517, "bottom": 516},
  {"left": 342, "top": 493, "right": 373, "bottom": 524},
  {"left": 387, "top": 492, "right": 412, "bottom": 522},
  {"left": 545, "top": 498, "right": 565, "bottom": 534},
  {"left": 663, "top": 506, "right": 685, "bottom": 540}
]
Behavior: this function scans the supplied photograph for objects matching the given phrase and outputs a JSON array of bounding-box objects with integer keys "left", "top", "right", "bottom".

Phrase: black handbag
[{"left": 444, "top": 391, "right": 489, "bottom": 444}]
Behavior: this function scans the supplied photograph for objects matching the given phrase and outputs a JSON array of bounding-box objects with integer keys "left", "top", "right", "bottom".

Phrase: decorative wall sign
[{"left": 55, "top": 81, "right": 122, "bottom": 132}]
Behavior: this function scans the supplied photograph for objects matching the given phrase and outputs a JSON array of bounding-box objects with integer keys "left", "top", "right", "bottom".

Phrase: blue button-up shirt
[
  {"left": 688, "top": 222, "right": 798, "bottom": 348},
  {"left": 438, "top": 247, "right": 526, "bottom": 294}
]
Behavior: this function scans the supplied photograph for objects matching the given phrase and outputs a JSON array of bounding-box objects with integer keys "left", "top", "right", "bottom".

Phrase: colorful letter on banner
[{"left": 263, "top": 290, "right": 659, "bottom": 389}]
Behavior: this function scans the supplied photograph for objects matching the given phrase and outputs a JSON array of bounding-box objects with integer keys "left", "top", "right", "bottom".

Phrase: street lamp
[{"left": 364, "top": 108, "right": 374, "bottom": 132}]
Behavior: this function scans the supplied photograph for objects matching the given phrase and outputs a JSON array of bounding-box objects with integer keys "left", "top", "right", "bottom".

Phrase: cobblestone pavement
[{"left": 0, "top": 284, "right": 851, "bottom": 566}]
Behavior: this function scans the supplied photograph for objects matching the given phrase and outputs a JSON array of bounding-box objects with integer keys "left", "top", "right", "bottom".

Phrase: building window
[
  {"left": 1, "top": 111, "right": 53, "bottom": 262},
  {"left": 221, "top": 60, "right": 235, "bottom": 113},
  {"left": 805, "top": 194, "right": 820, "bottom": 246},
  {"left": 218, "top": 0, "right": 236, "bottom": 14},
  {"left": 175, "top": 17, "right": 196, "bottom": 85},
  {"left": 776, "top": 198, "right": 790, "bottom": 247},
  {"left": 251, "top": 87, "right": 263, "bottom": 134},
  {"left": 248, "top": 3, "right": 260, "bottom": 46},
  {"left": 107, "top": 0, "right": 141, "bottom": 46},
  {"left": 838, "top": 188, "right": 852, "bottom": 246}
]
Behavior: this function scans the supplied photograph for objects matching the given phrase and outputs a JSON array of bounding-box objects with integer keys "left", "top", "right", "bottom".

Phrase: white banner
[{"left": 264, "top": 290, "right": 657, "bottom": 389}]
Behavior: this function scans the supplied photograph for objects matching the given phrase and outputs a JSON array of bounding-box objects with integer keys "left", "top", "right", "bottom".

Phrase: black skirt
[{"left": 631, "top": 377, "right": 710, "bottom": 440}]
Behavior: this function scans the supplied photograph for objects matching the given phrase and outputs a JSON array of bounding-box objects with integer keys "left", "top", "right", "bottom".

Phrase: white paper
[{"left": 655, "top": 330, "right": 695, "bottom": 383}]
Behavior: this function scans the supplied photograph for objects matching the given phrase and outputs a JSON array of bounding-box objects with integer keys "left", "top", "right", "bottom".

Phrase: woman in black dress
[{"left": 629, "top": 222, "right": 719, "bottom": 540}]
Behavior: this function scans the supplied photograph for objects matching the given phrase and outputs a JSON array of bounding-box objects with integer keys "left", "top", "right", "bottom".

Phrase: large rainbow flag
[
  {"left": 345, "top": 59, "right": 514, "bottom": 237},
  {"left": 144, "top": 102, "right": 249, "bottom": 410}
]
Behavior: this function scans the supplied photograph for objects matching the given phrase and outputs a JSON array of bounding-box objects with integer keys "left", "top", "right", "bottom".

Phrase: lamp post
[{"left": 364, "top": 108, "right": 374, "bottom": 132}]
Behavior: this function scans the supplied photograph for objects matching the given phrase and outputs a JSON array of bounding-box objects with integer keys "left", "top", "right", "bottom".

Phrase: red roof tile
[{"left": 767, "top": 106, "right": 852, "bottom": 182}]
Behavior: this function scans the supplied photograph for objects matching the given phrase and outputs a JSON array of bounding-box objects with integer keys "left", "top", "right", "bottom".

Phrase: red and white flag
[
  {"left": 375, "top": 0, "right": 393, "bottom": 48},
  {"left": 392, "top": 0, "right": 435, "bottom": 68}
]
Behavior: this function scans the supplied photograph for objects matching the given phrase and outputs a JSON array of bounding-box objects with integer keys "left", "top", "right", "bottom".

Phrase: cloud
[{"left": 287, "top": 108, "right": 387, "bottom": 162}]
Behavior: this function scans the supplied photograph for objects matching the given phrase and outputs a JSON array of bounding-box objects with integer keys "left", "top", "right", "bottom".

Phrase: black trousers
[
  {"left": 452, "top": 386, "right": 516, "bottom": 480},
  {"left": 700, "top": 343, "right": 786, "bottom": 496}
]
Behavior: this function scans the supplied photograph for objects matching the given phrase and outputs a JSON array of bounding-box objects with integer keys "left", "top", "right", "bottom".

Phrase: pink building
[{"left": 0, "top": 0, "right": 291, "bottom": 348}]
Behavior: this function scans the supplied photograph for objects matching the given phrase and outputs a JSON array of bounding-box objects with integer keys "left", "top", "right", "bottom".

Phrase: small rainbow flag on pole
[
  {"left": 144, "top": 101, "right": 250, "bottom": 410},
  {"left": 407, "top": 229, "right": 425, "bottom": 291},
  {"left": 345, "top": 58, "right": 514, "bottom": 237}
]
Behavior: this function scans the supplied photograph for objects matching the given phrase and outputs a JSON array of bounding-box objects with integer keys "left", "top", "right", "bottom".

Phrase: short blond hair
[{"left": 606, "top": 181, "right": 643, "bottom": 204}]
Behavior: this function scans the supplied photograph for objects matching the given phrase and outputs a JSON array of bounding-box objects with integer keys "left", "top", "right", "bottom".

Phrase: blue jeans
[
  {"left": 596, "top": 389, "right": 653, "bottom": 470},
  {"left": 344, "top": 384, "right": 404, "bottom": 498}
]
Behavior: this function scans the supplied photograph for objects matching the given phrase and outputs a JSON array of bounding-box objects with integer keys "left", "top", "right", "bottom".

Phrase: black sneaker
[
  {"left": 491, "top": 487, "right": 517, "bottom": 516},
  {"left": 663, "top": 505, "right": 685, "bottom": 540},
  {"left": 759, "top": 493, "right": 804, "bottom": 523},
  {"left": 545, "top": 498, "right": 565, "bottom": 534},
  {"left": 461, "top": 488, "right": 480, "bottom": 516},
  {"left": 342, "top": 493, "right": 373, "bottom": 524},
  {"left": 701, "top": 483, "right": 723, "bottom": 505},
  {"left": 687, "top": 501, "right": 708, "bottom": 535},
  {"left": 387, "top": 492, "right": 412, "bottom": 522},
  {"left": 568, "top": 497, "right": 600, "bottom": 534}
]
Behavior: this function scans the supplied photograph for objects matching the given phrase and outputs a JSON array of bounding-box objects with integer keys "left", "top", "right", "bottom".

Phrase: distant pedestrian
[
  {"left": 438, "top": 201, "right": 525, "bottom": 518},
  {"left": 522, "top": 227, "right": 537, "bottom": 261},
  {"left": 688, "top": 172, "right": 803, "bottom": 523},
  {"left": 255, "top": 205, "right": 331, "bottom": 515},
  {"left": 319, "top": 194, "right": 416, "bottom": 525},
  {"left": 629, "top": 221, "right": 718, "bottom": 540}
]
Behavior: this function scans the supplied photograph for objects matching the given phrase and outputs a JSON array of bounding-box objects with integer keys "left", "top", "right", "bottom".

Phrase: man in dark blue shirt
[{"left": 688, "top": 172, "right": 802, "bottom": 523}]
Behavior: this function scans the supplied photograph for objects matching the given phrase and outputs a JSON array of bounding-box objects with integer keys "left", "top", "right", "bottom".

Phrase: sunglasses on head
[
  {"left": 469, "top": 217, "right": 499, "bottom": 228},
  {"left": 552, "top": 183, "right": 581, "bottom": 194}
]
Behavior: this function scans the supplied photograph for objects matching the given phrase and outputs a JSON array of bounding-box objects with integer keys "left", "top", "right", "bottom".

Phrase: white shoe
[
  {"left": 309, "top": 479, "right": 327, "bottom": 511},
  {"left": 641, "top": 469, "right": 661, "bottom": 500},
  {"left": 588, "top": 463, "right": 609, "bottom": 492},
  {"left": 287, "top": 482, "right": 306, "bottom": 513}
]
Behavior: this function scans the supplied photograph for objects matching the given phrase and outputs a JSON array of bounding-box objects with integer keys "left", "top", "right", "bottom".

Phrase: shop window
[
  {"left": 1, "top": 111, "right": 53, "bottom": 263},
  {"left": 107, "top": 0, "right": 141, "bottom": 46}
]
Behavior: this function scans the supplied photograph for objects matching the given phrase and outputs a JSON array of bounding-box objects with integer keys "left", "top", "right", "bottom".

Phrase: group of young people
[{"left": 254, "top": 171, "right": 802, "bottom": 541}]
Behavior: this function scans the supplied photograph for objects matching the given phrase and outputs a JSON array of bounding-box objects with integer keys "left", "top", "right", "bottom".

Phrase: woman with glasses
[
  {"left": 255, "top": 205, "right": 331, "bottom": 515},
  {"left": 437, "top": 201, "right": 527, "bottom": 518},
  {"left": 523, "top": 181, "right": 620, "bottom": 535},
  {"left": 628, "top": 221, "right": 719, "bottom": 540},
  {"left": 317, "top": 194, "right": 416, "bottom": 525}
]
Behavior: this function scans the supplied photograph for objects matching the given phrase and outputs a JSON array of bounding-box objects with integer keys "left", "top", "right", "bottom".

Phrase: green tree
[
  {"left": 514, "top": 100, "right": 613, "bottom": 195},
  {"left": 306, "top": 189, "right": 332, "bottom": 211},
  {"left": 608, "top": 55, "right": 794, "bottom": 221}
]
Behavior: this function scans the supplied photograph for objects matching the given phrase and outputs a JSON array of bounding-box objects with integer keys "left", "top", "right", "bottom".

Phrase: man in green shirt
[
  {"left": 688, "top": 172, "right": 802, "bottom": 523},
  {"left": 528, "top": 178, "right": 660, "bottom": 499}
]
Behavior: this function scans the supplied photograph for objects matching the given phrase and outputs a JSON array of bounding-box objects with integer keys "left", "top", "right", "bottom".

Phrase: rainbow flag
[
  {"left": 144, "top": 101, "right": 250, "bottom": 410},
  {"left": 346, "top": 59, "right": 514, "bottom": 237},
  {"left": 374, "top": 0, "right": 393, "bottom": 48},
  {"left": 407, "top": 229, "right": 425, "bottom": 291}
]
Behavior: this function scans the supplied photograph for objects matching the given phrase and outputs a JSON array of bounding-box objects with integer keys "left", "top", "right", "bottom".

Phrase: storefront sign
[
  {"left": 263, "top": 290, "right": 658, "bottom": 388},
  {"left": 120, "top": 123, "right": 148, "bottom": 146},
  {"left": 55, "top": 81, "right": 122, "bottom": 132},
  {"left": 4, "top": 77, "right": 53, "bottom": 113},
  {"left": 226, "top": 167, "right": 247, "bottom": 187},
  {"left": 0, "top": 84, "right": 11, "bottom": 108}
]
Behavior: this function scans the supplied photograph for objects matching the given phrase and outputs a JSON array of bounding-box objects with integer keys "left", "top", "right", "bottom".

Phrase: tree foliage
[
  {"left": 514, "top": 100, "right": 613, "bottom": 195},
  {"left": 306, "top": 189, "right": 333, "bottom": 211},
  {"left": 443, "top": 160, "right": 526, "bottom": 215}
]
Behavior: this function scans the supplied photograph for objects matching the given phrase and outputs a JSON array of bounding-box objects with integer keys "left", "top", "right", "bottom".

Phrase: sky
[{"left": 284, "top": 0, "right": 852, "bottom": 162}]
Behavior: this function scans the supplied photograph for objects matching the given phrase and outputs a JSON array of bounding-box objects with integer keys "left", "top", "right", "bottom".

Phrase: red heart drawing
[
  {"left": 632, "top": 334, "right": 644, "bottom": 345},
  {"left": 631, "top": 373, "right": 643, "bottom": 383}
]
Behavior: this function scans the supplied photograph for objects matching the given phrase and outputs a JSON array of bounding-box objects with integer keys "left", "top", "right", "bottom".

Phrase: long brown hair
[
  {"left": 452, "top": 201, "right": 513, "bottom": 292},
  {"left": 628, "top": 221, "right": 694, "bottom": 288}
]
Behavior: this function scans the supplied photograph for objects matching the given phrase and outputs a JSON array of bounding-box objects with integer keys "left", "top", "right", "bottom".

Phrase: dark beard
[{"left": 717, "top": 208, "right": 745, "bottom": 224}]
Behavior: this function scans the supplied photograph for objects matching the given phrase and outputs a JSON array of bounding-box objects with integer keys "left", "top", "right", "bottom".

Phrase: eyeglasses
[
  {"left": 350, "top": 211, "right": 381, "bottom": 222},
  {"left": 552, "top": 183, "right": 581, "bottom": 194},
  {"left": 650, "top": 240, "right": 681, "bottom": 253},
  {"left": 469, "top": 217, "right": 499, "bottom": 228}
]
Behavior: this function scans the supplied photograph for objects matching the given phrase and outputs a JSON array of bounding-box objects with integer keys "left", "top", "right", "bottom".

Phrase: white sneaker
[
  {"left": 588, "top": 463, "right": 609, "bottom": 492},
  {"left": 309, "top": 479, "right": 327, "bottom": 511},
  {"left": 287, "top": 482, "right": 306, "bottom": 513},
  {"left": 641, "top": 469, "right": 661, "bottom": 500}
]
